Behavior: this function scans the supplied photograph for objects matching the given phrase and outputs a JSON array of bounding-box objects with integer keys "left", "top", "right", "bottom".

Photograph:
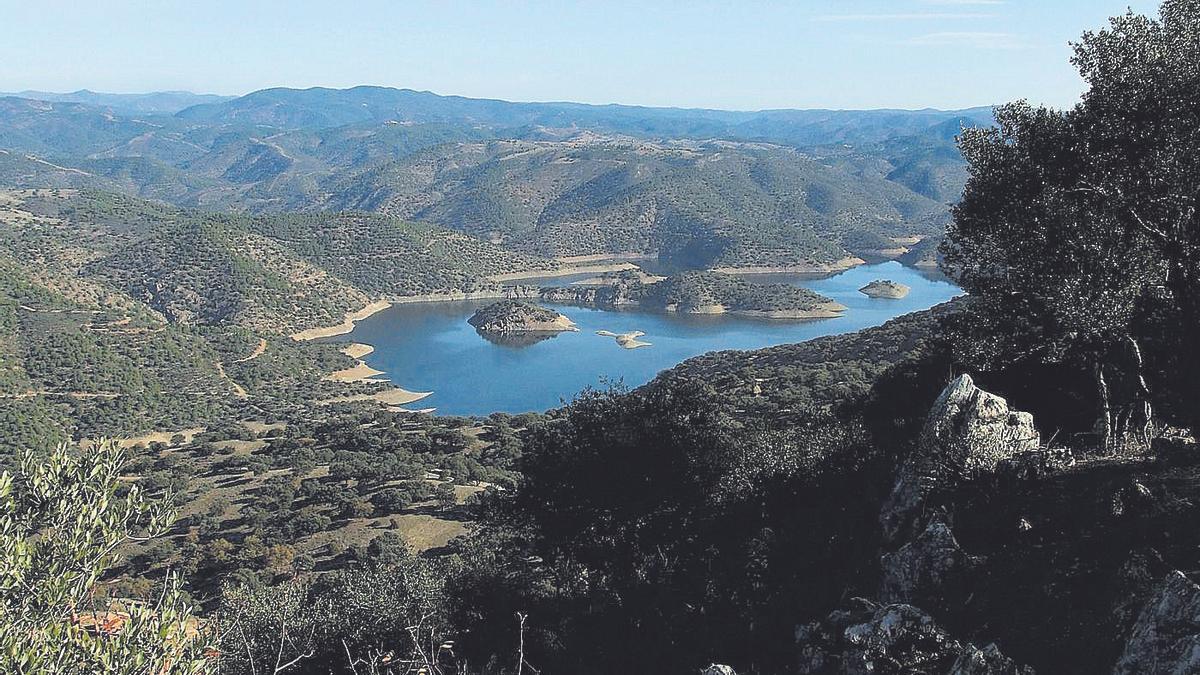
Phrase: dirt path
[
  {"left": 233, "top": 338, "right": 268, "bottom": 363},
  {"left": 213, "top": 360, "right": 248, "bottom": 398},
  {"left": 23, "top": 154, "right": 93, "bottom": 176}
]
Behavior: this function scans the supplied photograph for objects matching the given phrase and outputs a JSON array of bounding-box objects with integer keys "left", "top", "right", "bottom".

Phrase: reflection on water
[
  {"left": 474, "top": 329, "right": 564, "bottom": 348},
  {"left": 321, "top": 261, "right": 961, "bottom": 416}
]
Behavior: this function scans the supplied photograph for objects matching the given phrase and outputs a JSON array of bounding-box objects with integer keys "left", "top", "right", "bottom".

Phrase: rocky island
[
  {"left": 540, "top": 270, "right": 846, "bottom": 319},
  {"left": 859, "top": 280, "right": 911, "bottom": 299},
  {"left": 596, "top": 330, "right": 652, "bottom": 349},
  {"left": 468, "top": 300, "right": 578, "bottom": 335}
]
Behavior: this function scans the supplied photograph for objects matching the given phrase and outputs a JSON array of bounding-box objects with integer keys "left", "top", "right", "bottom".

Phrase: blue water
[{"left": 323, "top": 262, "right": 960, "bottom": 416}]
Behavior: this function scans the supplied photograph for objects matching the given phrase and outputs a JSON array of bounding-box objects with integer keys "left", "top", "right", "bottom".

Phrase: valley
[{"left": 6, "top": 8, "right": 1198, "bottom": 668}]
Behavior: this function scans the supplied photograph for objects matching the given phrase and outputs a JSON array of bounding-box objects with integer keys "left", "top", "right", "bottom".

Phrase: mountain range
[{"left": 0, "top": 86, "right": 990, "bottom": 267}]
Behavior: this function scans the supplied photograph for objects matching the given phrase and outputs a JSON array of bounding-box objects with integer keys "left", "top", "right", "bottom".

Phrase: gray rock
[
  {"left": 701, "top": 665, "right": 736, "bottom": 675},
  {"left": 1114, "top": 570, "right": 1200, "bottom": 674},
  {"left": 880, "top": 519, "right": 976, "bottom": 609},
  {"left": 996, "top": 448, "right": 1075, "bottom": 484},
  {"left": 881, "top": 374, "right": 1041, "bottom": 543},
  {"left": 842, "top": 604, "right": 961, "bottom": 675},
  {"left": 1111, "top": 479, "right": 1157, "bottom": 518},
  {"left": 1153, "top": 435, "right": 1197, "bottom": 465},
  {"left": 796, "top": 601, "right": 1029, "bottom": 674},
  {"left": 951, "top": 643, "right": 1034, "bottom": 675}
]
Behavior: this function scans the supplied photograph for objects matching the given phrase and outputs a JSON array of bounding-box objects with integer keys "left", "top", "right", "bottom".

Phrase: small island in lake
[
  {"left": 597, "top": 330, "right": 652, "bottom": 349},
  {"left": 468, "top": 300, "right": 578, "bottom": 336},
  {"left": 540, "top": 270, "right": 846, "bottom": 319},
  {"left": 859, "top": 280, "right": 911, "bottom": 299}
]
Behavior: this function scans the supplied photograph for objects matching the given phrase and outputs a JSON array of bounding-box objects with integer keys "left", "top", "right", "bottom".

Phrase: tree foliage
[
  {"left": 0, "top": 440, "right": 212, "bottom": 674},
  {"left": 942, "top": 0, "right": 1200, "bottom": 438}
]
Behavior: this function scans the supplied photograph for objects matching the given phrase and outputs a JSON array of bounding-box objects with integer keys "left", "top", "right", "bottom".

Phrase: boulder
[
  {"left": 796, "top": 600, "right": 1029, "bottom": 674},
  {"left": 880, "top": 519, "right": 977, "bottom": 610},
  {"left": 1153, "top": 435, "right": 1197, "bottom": 465},
  {"left": 881, "top": 374, "right": 1041, "bottom": 543},
  {"left": 1110, "top": 478, "right": 1157, "bottom": 518},
  {"left": 951, "top": 643, "right": 1033, "bottom": 675},
  {"left": 701, "top": 665, "right": 736, "bottom": 675},
  {"left": 1114, "top": 571, "right": 1200, "bottom": 674}
]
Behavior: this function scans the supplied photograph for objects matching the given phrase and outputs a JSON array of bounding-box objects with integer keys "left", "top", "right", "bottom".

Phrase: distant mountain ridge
[
  {"left": 0, "top": 86, "right": 992, "bottom": 267},
  {"left": 175, "top": 85, "right": 994, "bottom": 145},
  {"left": 1, "top": 89, "right": 234, "bottom": 114}
]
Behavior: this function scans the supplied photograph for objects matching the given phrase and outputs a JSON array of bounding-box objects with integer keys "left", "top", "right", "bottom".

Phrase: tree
[
  {"left": 942, "top": 0, "right": 1200, "bottom": 444},
  {"left": 943, "top": 102, "right": 1162, "bottom": 447},
  {"left": 0, "top": 440, "right": 213, "bottom": 673},
  {"left": 1068, "top": 0, "right": 1200, "bottom": 435},
  {"left": 262, "top": 544, "right": 298, "bottom": 578},
  {"left": 366, "top": 532, "right": 411, "bottom": 568},
  {"left": 433, "top": 483, "right": 457, "bottom": 512}
]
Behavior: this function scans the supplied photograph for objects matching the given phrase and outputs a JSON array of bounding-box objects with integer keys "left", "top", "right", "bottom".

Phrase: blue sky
[{"left": 0, "top": 0, "right": 1162, "bottom": 111}]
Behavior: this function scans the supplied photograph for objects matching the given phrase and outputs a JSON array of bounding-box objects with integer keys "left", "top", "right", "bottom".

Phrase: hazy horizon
[
  {"left": 0, "top": 0, "right": 1161, "bottom": 111},
  {"left": 3, "top": 83, "right": 1003, "bottom": 114}
]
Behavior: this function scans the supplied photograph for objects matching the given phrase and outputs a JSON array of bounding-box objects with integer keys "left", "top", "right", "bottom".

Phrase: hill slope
[{"left": 0, "top": 89, "right": 986, "bottom": 267}]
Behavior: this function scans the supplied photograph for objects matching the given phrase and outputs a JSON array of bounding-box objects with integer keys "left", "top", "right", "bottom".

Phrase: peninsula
[{"left": 540, "top": 270, "right": 846, "bottom": 319}]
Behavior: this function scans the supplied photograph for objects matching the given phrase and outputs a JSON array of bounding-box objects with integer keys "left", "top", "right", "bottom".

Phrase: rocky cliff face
[
  {"left": 538, "top": 281, "right": 639, "bottom": 309},
  {"left": 881, "top": 374, "right": 1041, "bottom": 543},
  {"left": 880, "top": 519, "right": 977, "bottom": 612},
  {"left": 1115, "top": 571, "right": 1200, "bottom": 674}
]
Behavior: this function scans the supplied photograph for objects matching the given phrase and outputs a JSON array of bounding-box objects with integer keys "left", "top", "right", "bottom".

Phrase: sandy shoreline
[
  {"left": 341, "top": 343, "right": 375, "bottom": 359},
  {"left": 325, "top": 343, "right": 386, "bottom": 382},
  {"left": 318, "top": 342, "right": 434, "bottom": 410},
  {"left": 290, "top": 300, "right": 392, "bottom": 341},
  {"left": 726, "top": 301, "right": 848, "bottom": 320},
  {"left": 291, "top": 252, "right": 864, "bottom": 342},
  {"left": 658, "top": 301, "right": 847, "bottom": 320},
  {"left": 325, "top": 362, "right": 387, "bottom": 382},
  {"left": 487, "top": 262, "right": 640, "bottom": 283},
  {"left": 711, "top": 256, "right": 866, "bottom": 276},
  {"left": 555, "top": 253, "right": 657, "bottom": 265},
  {"left": 317, "top": 388, "right": 433, "bottom": 407},
  {"left": 597, "top": 330, "right": 652, "bottom": 349}
]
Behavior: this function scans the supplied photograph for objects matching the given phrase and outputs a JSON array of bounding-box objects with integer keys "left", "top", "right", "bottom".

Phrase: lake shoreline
[
  {"left": 486, "top": 262, "right": 640, "bottom": 283},
  {"left": 290, "top": 256, "right": 875, "bottom": 342},
  {"left": 711, "top": 256, "right": 867, "bottom": 276},
  {"left": 305, "top": 261, "right": 962, "bottom": 417}
]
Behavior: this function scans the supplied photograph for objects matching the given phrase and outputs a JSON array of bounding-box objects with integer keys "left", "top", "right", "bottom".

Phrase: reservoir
[{"left": 322, "top": 261, "right": 960, "bottom": 416}]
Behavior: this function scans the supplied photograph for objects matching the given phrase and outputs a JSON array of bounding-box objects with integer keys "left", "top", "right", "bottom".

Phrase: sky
[{"left": 0, "top": 0, "right": 1163, "bottom": 111}]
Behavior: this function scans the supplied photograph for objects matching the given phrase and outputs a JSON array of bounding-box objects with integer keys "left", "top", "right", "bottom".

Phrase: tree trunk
[
  {"left": 1094, "top": 363, "right": 1113, "bottom": 452},
  {"left": 1177, "top": 278, "right": 1200, "bottom": 441},
  {"left": 1125, "top": 336, "right": 1154, "bottom": 446}
]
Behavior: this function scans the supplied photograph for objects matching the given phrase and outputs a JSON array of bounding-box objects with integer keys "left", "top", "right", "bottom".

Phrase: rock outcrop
[
  {"left": 1114, "top": 570, "right": 1200, "bottom": 674},
  {"left": 880, "top": 519, "right": 977, "bottom": 610},
  {"left": 995, "top": 448, "right": 1075, "bottom": 485},
  {"left": 859, "top": 280, "right": 911, "bottom": 299},
  {"left": 467, "top": 300, "right": 577, "bottom": 335},
  {"left": 881, "top": 374, "right": 1041, "bottom": 543},
  {"left": 795, "top": 599, "right": 1030, "bottom": 674}
]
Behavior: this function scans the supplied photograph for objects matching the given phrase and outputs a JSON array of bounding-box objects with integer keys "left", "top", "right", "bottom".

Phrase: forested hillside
[
  {"left": 9, "top": 1, "right": 1200, "bottom": 672},
  {"left": 0, "top": 188, "right": 560, "bottom": 452},
  {"left": 0, "top": 89, "right": 982, "bottom": 266}
]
